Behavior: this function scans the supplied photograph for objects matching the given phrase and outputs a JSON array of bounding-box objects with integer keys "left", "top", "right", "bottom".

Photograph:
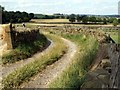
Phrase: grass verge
[
  {"left": 2, "top": 33, "right": 67, "bottom": 89},
  {"left": 49, "top": 33, "right": 98, "bottom": 88}
]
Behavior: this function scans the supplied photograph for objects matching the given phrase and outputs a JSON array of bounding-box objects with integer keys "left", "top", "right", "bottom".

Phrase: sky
[{"left": 0, "top": 0, "right": 120, "bottom": 15}]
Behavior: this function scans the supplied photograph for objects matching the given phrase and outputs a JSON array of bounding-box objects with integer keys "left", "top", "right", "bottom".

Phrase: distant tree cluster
[
  {"left": 69, "top": 14, "right": 120, "bottom": 26},
  {"left": 34, "top": 14, "right": 55, "bottom": 19},
  {"left": 1, "top": 7, "right": 34, "bottom": 24},
  {"left": 34, "top": 13, "right": 67, "bottom": 19}
]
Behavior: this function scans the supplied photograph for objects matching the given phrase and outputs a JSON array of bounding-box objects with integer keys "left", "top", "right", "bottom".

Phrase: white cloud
[{"left": 0, "top": 0, "right": 119, "bottom": 14}]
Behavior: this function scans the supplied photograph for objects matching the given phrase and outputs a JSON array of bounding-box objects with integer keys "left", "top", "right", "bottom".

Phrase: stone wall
[
  {"left": 11, "top": 28, "right": 40, "bottom": 48},
  {"left": 107, "top": 44, "right": 120, "bottom": 88},
  {"left": 0, "top": 24, "right": 40, "bottom": 50}
]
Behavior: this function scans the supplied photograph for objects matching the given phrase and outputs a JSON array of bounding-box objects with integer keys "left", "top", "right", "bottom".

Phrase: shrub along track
[
  {"left": 20, "top": 37, "right": 77, "bottom": 88},
  {"left": 2, "top": 33, "right": 67, "bottom": 89}
]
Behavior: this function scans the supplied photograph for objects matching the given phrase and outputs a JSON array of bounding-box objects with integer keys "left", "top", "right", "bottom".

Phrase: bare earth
[
  {"left": 20, "top": 37, "right": 77, "bottom": 88},
  {"left": 1, "top": 40, "right": 53, "bottom": 78},
  {"left": 90, "top": 44, "right": 108, "bottom": 71}
]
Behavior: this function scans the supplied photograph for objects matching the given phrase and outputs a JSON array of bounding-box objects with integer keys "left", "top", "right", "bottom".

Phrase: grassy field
[
  {"left": 102, "top": 29, "right": 120, "bottom": 44},
  {"left": 14, "top": 22, "right": 120, "bottom": 29},
  {"left": 111, "top": 34, "right": 120, "bottom": 44},
  {"left": 31, "top": 19, "right": 69, "bottom": 23},
  {"left": 2, "top": 33, "right": 67, "bottom": 89},
  {"left": 49, "top": 33, "right": 98, "bottom": 88}
]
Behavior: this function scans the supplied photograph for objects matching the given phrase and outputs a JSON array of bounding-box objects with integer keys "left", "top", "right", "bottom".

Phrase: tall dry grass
[{"left": 49, "top": 34, "right": 98, "bottom": 88}]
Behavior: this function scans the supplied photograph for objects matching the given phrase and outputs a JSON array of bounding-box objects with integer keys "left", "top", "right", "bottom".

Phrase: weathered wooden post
[{"left": 1, "top": 24, "right": 13, "bottom": 50}]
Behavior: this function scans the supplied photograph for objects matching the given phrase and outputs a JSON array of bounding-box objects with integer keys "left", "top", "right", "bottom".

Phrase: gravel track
[
  {"left": 1, "top": 40, "right": 52, "bottom": 78},
  {"left": 20, "top": 37, "right": 77, "bottom": 88}
]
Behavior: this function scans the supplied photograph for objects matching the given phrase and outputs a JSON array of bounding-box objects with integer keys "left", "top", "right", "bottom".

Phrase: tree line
[
  {"left": 1, "top": 5, "right": 120, "bottom": 26},
  {"left": 1, "top": 6, "right": 34, "bottom": 24},
  {"left": 68, "top": 14, "right": 120, "bottom": 26},
  {"left": 34, "top": 13, "right": 67, "bottom": 19},
  {"left": 34, "top": 13, "right": 120, "bottom": 26}
]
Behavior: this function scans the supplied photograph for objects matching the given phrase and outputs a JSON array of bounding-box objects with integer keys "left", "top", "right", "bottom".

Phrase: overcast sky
[{"left": 0, "top": 0, "right": 120, "bottom": 15}]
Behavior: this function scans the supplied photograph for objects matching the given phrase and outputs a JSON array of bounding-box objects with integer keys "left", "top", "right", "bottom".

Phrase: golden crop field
[{"left": 31, "top": 19, "right": 69, "bottom": 23}]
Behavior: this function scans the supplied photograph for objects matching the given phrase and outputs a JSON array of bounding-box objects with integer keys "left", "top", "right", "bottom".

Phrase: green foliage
[
  {"left": 34, "top": 14, "right": 66, "bottom": 19},
  {"left": 88, "top": 16, "right": 96, "bottom": 23},
  {"left": 113, "top": 19, "right": 118, "bottom": 26},
  {"left": 69, "top": 14, "right": 76, "bottom": 23},
  {"left": 76, "top": 15, "right": 81, "bottom": 22},
  {"left": 23, "top": 17, "right": 30, "bottom": 22},
  {"left": 2, "top": 7, "right": 34, "bottom": 24},
  {"left": 82, "top": 15, "right": 88, "bottom": 23},
  {"left": 108, "top": 18, "right": 116, "bottom": 23},
  {"left": 29, "top": 13, "right": 34, "bottom": 19},
  {"left": 118, "top": 18, "right": 120, "bottom": 23},
  {"left": 103, "top": 18, "right": 107, "bottom": 24},
  {"left": 18, "top": 18, "right": 23, "bottom": 23}
]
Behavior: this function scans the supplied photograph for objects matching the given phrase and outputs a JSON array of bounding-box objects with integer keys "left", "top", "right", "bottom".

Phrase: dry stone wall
[
  {"left": 107, "top": 44, "right": 120, "bottom": 88},
  {"left": 0, "top": 24, "right": 40, "bottom": 50},
  {"left": 11, "top": 27, "right": 40, "bottom": 48}
]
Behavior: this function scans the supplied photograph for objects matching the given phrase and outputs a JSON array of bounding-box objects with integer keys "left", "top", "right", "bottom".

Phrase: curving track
[
  {"left": 20, "top": 37, "right": 77, "bottom": 88},
  {"left": 1, "top": 40, "right": 52, "bottom": 78}
]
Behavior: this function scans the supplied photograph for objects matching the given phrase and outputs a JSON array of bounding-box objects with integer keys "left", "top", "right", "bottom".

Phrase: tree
[
  {"left": 82, "top": 15, "right": 88, "bottom": 23},
  {"left": 118, "top": 18, "right": 120, "bottom": 24},
  {"left": 103, "top": 18, "right": 107, "bottom": 24},
  {"left": 96, "top": 17, "right": 102, "bottom": 22},
  {"left": 76, "top": 14, "right": 81, "bottom": 22},
  {"left": 113, "top": 19, "right": 118, "bottom": 26},
  {"left": 88, "top": 16, "right": 96, "bottom": 23},
  {"left": 23, "top": 17, "right": 30, "bottom": 22},
  {"left": 2, "top": 7, "right": 33, "bottom": 23},
  {"left": 108, "top": 18, "right": 116, "bottom": 23},
  {"left": 29, "top": 13, "right": 34, "bottom": 20},
  {"left": 69, "top": 14, "right": 76, "bottom": 23},
  {"left": 0, "top": 6, "right": 4, "bottom": 11},
  {"left": 18, "top": 18, "right": 23, "bottom": 23}
]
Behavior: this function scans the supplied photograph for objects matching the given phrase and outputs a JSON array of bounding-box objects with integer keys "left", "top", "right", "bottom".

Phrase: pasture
[{"left": 102, "top": 29, "right": 120, "bottom": 44}]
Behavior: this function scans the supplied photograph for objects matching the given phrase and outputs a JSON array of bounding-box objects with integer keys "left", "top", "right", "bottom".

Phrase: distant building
[{"left": 118, "top": 1, "right": 120, "bottom": 15}]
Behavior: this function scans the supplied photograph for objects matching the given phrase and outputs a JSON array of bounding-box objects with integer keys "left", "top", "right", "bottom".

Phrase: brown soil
[{"left": 90, "top": 43, "right": 108, "bottom": 71}]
